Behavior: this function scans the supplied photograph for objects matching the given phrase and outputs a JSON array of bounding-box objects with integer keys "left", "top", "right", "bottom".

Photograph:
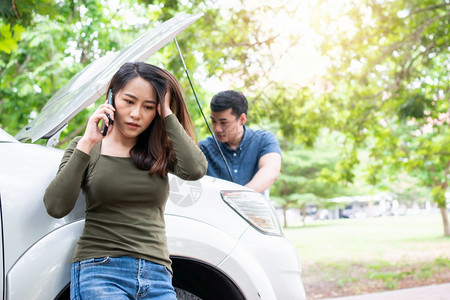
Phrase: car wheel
[{"left": 175, "top": 287, "right": 202, "bottom": 300}]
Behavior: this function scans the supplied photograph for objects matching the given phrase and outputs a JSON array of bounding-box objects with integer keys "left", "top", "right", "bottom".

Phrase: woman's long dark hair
[{"left": 107, "top": 62, "right": 196, "bottom": 178}]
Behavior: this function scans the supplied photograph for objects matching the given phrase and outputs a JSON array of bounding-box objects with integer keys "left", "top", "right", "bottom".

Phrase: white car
[{"left": 0, "top": 13, "right": 306, "bottom": 300}]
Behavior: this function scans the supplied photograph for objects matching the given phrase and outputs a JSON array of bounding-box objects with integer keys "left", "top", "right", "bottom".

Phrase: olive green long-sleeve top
[{"left": 44, "top": 114, "right": 207, "bottom": 272}]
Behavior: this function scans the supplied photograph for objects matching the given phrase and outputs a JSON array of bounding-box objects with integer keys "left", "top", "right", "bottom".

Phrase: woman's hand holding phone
[
  {"left": 102, "top": 89, "right": 114, "bottom": 136},
  {"left": 76, "top": 90, "right": 115, "bottom": 154}
]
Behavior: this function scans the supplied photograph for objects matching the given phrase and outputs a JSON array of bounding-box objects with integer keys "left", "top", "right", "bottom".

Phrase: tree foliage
[
  {"left": 307, "top": 0, "right": 449, "bottom": 235},
  {"left": 271, "top": 132, "right": 363, "bottom": 227}
]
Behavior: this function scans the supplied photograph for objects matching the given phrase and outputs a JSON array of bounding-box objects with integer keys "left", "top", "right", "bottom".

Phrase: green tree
[
  {"left": 385, "top": 173, "right": 432, "bottom": 208},
  {"left": 1, "top": 0, "right": 137, "bottom": 137},
  {"left": 309, "top": 0, "right": 449, "bottom": 235},
  {"left": 0, "top": 0, "right": 63, "bottom": 53},
  {"left": 271, "top": 131, "right": 361, "bottom": 227}
]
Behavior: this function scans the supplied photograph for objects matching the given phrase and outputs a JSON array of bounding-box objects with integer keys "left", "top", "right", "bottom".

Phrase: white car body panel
[
  {"left": 165, "top": 216, "right": 242, "bottom": 265},
  {"left": 0, "top": 143, "right": 84, "bottom": 273},
  {"left": 217, "top": 229, "right": 278, "bottom": 300},
  {"left": 0, "top": 129, "right": 18, "bottom": 143},
  {"left": 6, "top": 221, "right": 84, "bottom": 300},
  {"left": 166, "top": 175, "right": 251, "bottom": 239}
]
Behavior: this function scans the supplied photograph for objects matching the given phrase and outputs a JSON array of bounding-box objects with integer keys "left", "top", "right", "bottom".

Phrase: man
[{"left": 199, "top": 90, "right": 281, "bottom": 194}]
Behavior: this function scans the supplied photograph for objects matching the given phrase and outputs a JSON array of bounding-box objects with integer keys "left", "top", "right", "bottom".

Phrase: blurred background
[{"left": 1, "top": 0, "right": 448, "bottom": 298}]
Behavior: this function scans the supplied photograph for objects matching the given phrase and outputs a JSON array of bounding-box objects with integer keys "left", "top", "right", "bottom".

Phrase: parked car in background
[{"left": 0, "top": 14, "right": 306, "bottom": 300}]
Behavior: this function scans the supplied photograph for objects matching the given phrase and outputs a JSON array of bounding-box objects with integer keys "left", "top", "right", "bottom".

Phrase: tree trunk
[
  {"left": 439, "top": 206, "right": 449, "bottom": 237},
  {"left": 283, "top": 204, "right": 288, "bottom": 228},
  {"left": 301, "top": 206, "right": 306, "bottom": 226},
  {"left": 431, "top": 180, "right": 449, "bottom": 237}
]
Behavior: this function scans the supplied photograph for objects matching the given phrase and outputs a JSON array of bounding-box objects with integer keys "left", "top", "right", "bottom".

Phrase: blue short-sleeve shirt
[{"left": 199, "top": 126, "right": 281, "bottom": 186}]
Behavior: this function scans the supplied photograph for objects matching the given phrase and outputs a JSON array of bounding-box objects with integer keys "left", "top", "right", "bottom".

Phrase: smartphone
[{"left": 102, "top": 89, "right": 114, "bottom": 136}]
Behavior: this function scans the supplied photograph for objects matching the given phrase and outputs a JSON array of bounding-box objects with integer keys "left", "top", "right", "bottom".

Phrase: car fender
[
  {"left": 166, "top": 216, "right": 276, "bottom": 299},
  {"left": 6, "top": 220, "right": 84, "bottom": 300},
  {"left": 217, "top": 234, "right": 278, "bottom": 300},
  {"left": 165, "top": 214, "right": 240, "bottom": 265}
]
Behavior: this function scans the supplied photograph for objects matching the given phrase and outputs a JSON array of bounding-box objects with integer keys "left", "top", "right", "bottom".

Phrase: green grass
[
  {"left": 284, "top": 214, "right": 449, "bottom": 263},
  {"left": 283, "top": 214, "right": 450, "bottom": 294},
  {"left": 363, "top": 257, "right": 450, "bottom": 289}
]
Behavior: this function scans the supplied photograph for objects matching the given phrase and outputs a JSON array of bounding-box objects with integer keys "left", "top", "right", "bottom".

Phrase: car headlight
[{"left": 221, "top": 190, "right": 283, "bottom": 236}]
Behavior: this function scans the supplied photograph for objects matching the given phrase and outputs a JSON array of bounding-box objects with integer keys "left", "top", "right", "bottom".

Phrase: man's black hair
[{"left": 210, "top": 90, "right": 248, "bottom": 118}]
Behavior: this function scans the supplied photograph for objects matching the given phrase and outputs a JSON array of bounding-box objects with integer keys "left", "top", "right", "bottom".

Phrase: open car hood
[{"left": 15, "top": 13, "right": 202, "bottom": 143}]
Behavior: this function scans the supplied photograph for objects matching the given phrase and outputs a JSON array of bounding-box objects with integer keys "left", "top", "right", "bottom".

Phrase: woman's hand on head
[
  {"left": 157, "top": 88, "right": 173, "bottom": 118},
  {"left": 77, "top": 100, "right": 115, "bottom": 154}
]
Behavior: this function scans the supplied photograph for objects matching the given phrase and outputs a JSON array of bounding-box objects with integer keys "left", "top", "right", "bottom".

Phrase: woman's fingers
[
  {"left": 164, "top": 89, "right": 171, "bottom": 106},
  {"left": 158, "top": 88, "right": 172, "bottom": 117},
  {"left": 81, "top": 100, "right": 116, "bottom": 144},
  {"left": 87, "top": 105, "right": 114, "bottom": 133},
  {"left": 99, "top": 102, "right": 115, "bottom": 121}
]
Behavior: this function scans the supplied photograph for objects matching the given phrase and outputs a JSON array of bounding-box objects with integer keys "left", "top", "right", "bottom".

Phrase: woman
[{"left": 44, "top": 62, "right": 207, "bottom": 299}]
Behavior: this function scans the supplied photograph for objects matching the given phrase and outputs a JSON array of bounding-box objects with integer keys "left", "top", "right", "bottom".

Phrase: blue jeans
[{"left": 70, "top": 256, "right": 177, "bottom": 299}]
